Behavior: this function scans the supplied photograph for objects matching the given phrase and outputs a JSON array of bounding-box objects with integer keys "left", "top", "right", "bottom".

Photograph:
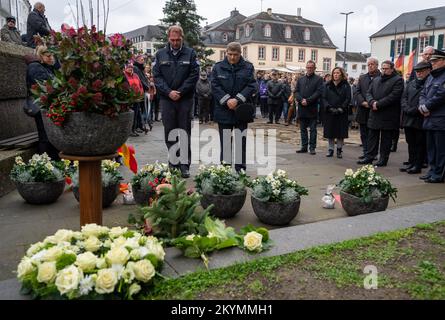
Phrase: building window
[
  {"left": 396, "top": 39, "right": 405, "bottom": 55},
  {"left": 285, "top": 26, "right": 292, "bottom": 39},
  {"left": 245, "top": 24, "right": 251, "bottom": 37},
  {"left": 304, "top": 28, "right": 311, "bottom": 41},
  {"left": 285, "top": 48, "right": 293, "bottom": 62},
  {"left": 323, "top": 58, "right": 332, "bottom": 72},
  {"left": 236, "top": 28, "right": 240, "bottom": 40},
  {"left": 352, "top": 64, "right": 358, "bottom": 71},
  {"left": 311, "top": 49, "right": 318, "bottom": 62},
  {"left": 264, "top": 24, "right": 271, "bottom": 37},
  {"left": 220, "top": 50, "right": 226, "bottom": 61},
  {"left": 362, "top": 64, "right": 367, "bottom": 71},
  {"left": 272, "top": 47, "right": 280, "bottom": 61},
  {"left": 258, "top": 46, "right": 266, "bottom": 60},
  {"left": 243, "top": 46, "right": 248, "bottom": 59},
  {"left": 344, "top": 63, "right": 348, "bottom": 71},
  {"left": 419, "top": 36, "right": 429, "bottom": 54},
  {"left": 298, "top": 49, "right": 305, "bottom": 62},
  {"left": 223, "top": 33, "right": 228, "bottom": 42}
]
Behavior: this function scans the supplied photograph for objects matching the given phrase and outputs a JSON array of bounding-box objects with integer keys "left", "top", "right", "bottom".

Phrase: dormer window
[
  {"left": 245, "top": 24, "right": 251, "bottom": 37},
  {"left": 285, "top": 26, "right": 292, "bottom": 39},
  {"left": 223, "top": 33, "right": 228, "bottom": 42},
  {"left": 425, "top": 16, "right": 435, "bottom": 28},
  {"left": 304, "top": 28, "right": 311, "bottom": 41},
  {"left": 264, "top": 24, "right": 271, "bottom": 37},
  {"left": 236, "top": 27, "right": 240, "bottom": 39}
]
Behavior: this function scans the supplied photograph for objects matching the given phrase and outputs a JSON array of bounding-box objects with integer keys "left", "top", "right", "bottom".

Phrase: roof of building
[
  {"left": 122, "top": 25, "right": 163, "bottom": 42},
  {"left": 243, "top": 11, "right": 322, "bottom": 26},
  {"left": 336, "top": 52, "right": 368, "bottom": 63},
  {"left": 370, "top": 6, "right": 445, "bottom": 38},
  {"left": 205, "top": 10, "right": 247, "bottom": 32}
]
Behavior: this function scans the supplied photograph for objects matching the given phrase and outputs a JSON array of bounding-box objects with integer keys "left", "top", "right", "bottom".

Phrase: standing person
[
  {"left": 282, "top": 78, "right": 292, "bottom": 125},
  {"left": 258, "top": 75, "right": 269, "bottom": 118},
  {"left": 152, "top": 25, "right": 199, "bottom": 178},
  {"left": 400, "top": 61, "right": 431, "bottom": 174},
  {"left": 196, "top": 71, "right": 212, "bottom": 124},
  {"left": 354, "top": 57, "right": 381, "bottom": 160},
  {"left": 133, "top": 54, "right": 150, "bottom": 133},
  {"left": 1, "top": 16, "right": 25, "bottom": 45},
  {"left": 296, "top": 61, "right": 324, "bottom": 155},
  {"left": 124, "top": 63, "right": 144, "bottom": 137},
  {"left": 408, "top": 46, "right": 435, "bottom": 82},
  {"left": 267, "top": 71, "right": 284, "bottom": 124},
  {"left": 211, "top": 42, "right": 256, "bottom": 172},
  {"left": 26, "top": 46, "right": 59, "bottom": 160},
  {"left": 358, "top": 61, "right": 404, "bottom": 167},
  {"left": 26, "top": 2, "right": 51, "bottom": 48},
  {"left": 322, "top": 67, "right": 351, "bottom": 159},
  {"left": 419, "top": 49, "right": 445, "bottom": 184}
]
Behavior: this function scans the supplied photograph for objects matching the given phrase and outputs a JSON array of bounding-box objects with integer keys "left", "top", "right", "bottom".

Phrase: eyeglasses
[{"left": 381, "top": 67, "right": 390, "bottom": 70}]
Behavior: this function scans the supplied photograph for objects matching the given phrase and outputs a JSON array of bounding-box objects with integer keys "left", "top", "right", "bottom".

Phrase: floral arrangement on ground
[
  {"left": 10, "top": 153, "right": 68, "bottom": 183},
  {"left": 70, "top": 160, "right": 123, "bottom": 187},
  {"left": 194, "top": 164, "right": 248, "bottom": 195}
]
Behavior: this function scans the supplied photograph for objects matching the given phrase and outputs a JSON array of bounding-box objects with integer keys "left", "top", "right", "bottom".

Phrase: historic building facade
[{"left": 123, "top": 25, "right": 163, "bottom": 57}]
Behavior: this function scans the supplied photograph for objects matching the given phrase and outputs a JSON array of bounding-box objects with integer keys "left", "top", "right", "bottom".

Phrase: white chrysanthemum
[
  {"left": 122, "top": 264, "right": 136, "bottom": 283},
  {"left": 128, "top": 283, "right": 142, "bottom": 298},
  {"left": 79, "top": 275, "right": 95, "bottom": 296}
]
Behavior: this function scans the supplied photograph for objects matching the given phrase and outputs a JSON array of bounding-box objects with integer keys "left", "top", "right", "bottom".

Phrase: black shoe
[
  {"left": 422, "top": 163, "right": 428, "bottom": 169},
  {"left": 129, "top": 132, "right": 139, "bottom": 137},
  {"left": 407, "top": 167, "right": 422, "bottom": 174},
  {"left": 326, "top": 150, "right": 334, "bottom": 158},
  {"left": 357, "top": 158, "right": 373, "bottom": 165},
  {"left": 180, "top": 168, "right": 190, "bottom": 179},
  {"left": 375, "top": 159, "right": 388, "bottom": 167},
  {"left": 296, "top": 149, "right": 308, "bottom": 154},
  {"left": 267, "top": 121, "right": 273, "bottom": 124},
  {"left": 425, "top": 178, "right": 443, "bottom": 184},
  {"left": 310, "top": 150, "right": 316, "bottom": 155},
  {"left": 337, "top": 149, "right": 343, "bottom": 159},
  {"left": 420, "top": 174, "right": 431, "bottom": 180},
  {"left": 400, "top": 164, "right": 413, "bottom": 172},
  {"left": 403, "top": 161, "right": 411, "bottom": 166},
  {"left": 358, "top": 155, "right": 366, "bottom": 160},
  {"left": 275, "top": 121, "right": 280, "bottom": 125}
]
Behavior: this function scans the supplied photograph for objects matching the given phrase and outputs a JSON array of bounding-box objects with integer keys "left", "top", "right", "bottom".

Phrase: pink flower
[
  {"left": 109, "top": 34, "right": 124, "bottom": 47},
  {"left": 92, "top": 79, "right": 103, "bottom": 91}
]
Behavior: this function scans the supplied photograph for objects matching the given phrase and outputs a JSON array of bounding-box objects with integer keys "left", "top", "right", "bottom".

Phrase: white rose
[
  {"left": 345, "top": 169, "right": 354, "bottom": 177},
  {"left": 75, "top": 252, "right": 98, "bottom": 272},
  {"left": 81, "top": 224, "right": 108, "bottom": 238},
  {"left": 53, "top": 230, "right": 75, "bottom": 243},
  {"left": 55, "top": 266, "right": 82, "bottom": 295},
  {"left": 244, "top": 232, "right": 263, "bottom": 252},
  {"left": 146, "top": 241, "right": 165, "bottom": 261},
  {"left": 96, "top": 258, "right": 108, "bottom": 269},
  {"left": 109, "top": 227, "right": 128, "bottom": 239},
  {"left": 111, "top": 236, "right": 127, "bottom": 249},
  {"left": 106, "top": 247, "right": 130, "bottom": 266},
  {"left": 43, "top": 236, "right": 58, "bottom": 245},
  {"left": 133, "top": 260, "right": 156, "bottom": 283},
  {"left": 95, "top": 269, "right": 118, "bottom": 294},
  {"left": 37, "top": 262, "right": 57, "bottom": 283},
  {"left": 26, "top": 242, "right": 44, "bottom": 257},
  {"left": 128, "top": 283, "right": 141, "bottom": 298},
  {"left": 186, "top": 234, "right": 196, "bottom": 241},
  {"left": 17, "top": 258, "right": 35, "bottom": 280},
  {"left": 84, "top": 236, "right": 102, "bottom": 253},
  {"left": 43, "top": 247, "right": 63, "bottom": 262},
  {"left": 73, "top": 232, "right": 83, "bottom": 240}
]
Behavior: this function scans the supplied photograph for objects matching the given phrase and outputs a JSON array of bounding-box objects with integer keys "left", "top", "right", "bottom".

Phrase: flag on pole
[
  {"left": 118, "top": 144, "right": 138, "bottom": 174},
  {"left": 406, "top": 49, "right": 416, "bottom": 79},
  {"left": 395, "top": 54, "right": 404, "bottom": 74}
]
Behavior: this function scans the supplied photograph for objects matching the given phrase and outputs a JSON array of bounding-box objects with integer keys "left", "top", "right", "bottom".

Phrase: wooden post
[{"left": 60, "top": 153, "right": 117, "bottom": 227}]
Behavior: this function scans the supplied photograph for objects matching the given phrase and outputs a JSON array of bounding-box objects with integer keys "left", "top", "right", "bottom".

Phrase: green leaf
[{"left": 56, "top": 253, "right": 77, "bottom": 271}]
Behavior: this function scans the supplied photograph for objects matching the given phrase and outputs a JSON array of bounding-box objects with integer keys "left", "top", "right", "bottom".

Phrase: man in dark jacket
[
  {"left": 354, "top": 57, "right": 381, "bottom": 159},
  {"left": 358, "top": 61, "right": 404, "bottom": 167},
  {"left": 267, "top": 71, "right": 284, "bottom": 124},
  {"left": 211, "top": 42, "right": 256, "bottom": 172},
  {"left": 152, "top": 25, "right": 199, "bottom": 178},
  {"left": 419, "top": 49, "right": 445, "bottom": 183},
  {"left": 296, "top": 61, "right": 324, "bottom": 155},
  {"left": 400, "top": 62, "right": 431, "bottom": 174},
  {"left": 1, "top": 16, "right": 25, "bottom": 45},
  {"left": 26, "top": 2, "right": 51, "bottom": 48},
  {"left": 196, "top": 71, "right": 212, "bottom": 124}
]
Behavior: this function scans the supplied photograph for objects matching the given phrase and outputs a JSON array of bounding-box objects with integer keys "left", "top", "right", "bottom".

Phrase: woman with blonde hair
[{"left": 322, "top": 67, "right": 351, "bottom": 159}]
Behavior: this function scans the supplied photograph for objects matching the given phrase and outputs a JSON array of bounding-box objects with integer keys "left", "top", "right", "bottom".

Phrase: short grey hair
[
  {"left": 226, "top": 42, "right": 242, "bottom": 53},
  {"left": 34, "top": 2, "right": 45, "bottom": 10},
  {"left": 367, "top": 57, "right": 379, "bottom": 65},
  {"left": 167, "top": 25, "right": 184, "bottom": 38},
  {"left": 422, "top": 46, "right": 435, "bottom": 54}
]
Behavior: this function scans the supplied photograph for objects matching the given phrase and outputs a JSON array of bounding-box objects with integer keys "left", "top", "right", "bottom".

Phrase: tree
[{"left": 157, "top": 0, "right": 214, "bottom": 67}]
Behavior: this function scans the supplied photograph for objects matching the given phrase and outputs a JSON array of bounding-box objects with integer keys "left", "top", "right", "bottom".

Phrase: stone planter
[
  {"left": 15, "top": 180, "right": 65, "bottom": 205},
  {"left": 340, "top": 191, "right": 390, "bottom": 216},
  {"left": 251, "top": 196, "right": 301, "bottom": 226},
  {"left": 200, "top": 190, "right": 247, "bottom": 219},
  {"left": 72, "top": 183, "right": 120, "bottom": 208},
  {"left": 132, "top": 185, "right": 155, "bottom": 207},
  {"left": 42, "top": 111, "right": 133, "bottom": 156}
]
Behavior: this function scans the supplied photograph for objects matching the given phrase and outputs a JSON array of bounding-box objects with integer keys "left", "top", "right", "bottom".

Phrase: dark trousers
[
  {"left": 300, "top": 118, "right": 318, "bottom": 151},
  {"left": 405, "top": 127, "right": 427, "bottom": 168},
  {"left": 359, "top": 124, "right": 369, "bottom": 156},
  {"left": 218, "top": 122, "right": 248, "bottom": 172},
  {"left": 260, "top": 98, "right": 268, "bottom": 117},
  {"left": 35, "top": 112, "right": 60, "bottom": 161},
  {"left": 131, "top": 103, "right": 142, "bottom": 131},
  {"left": 366, "top": 129, "right": 393, "bottom": 161},
  {"left": 392, "top": 129, "right": 400, "bottom": 149},
  {"left": 426, "top": 130, "right": 445, "bottom": 181},
  {"left": 161, "top": 97, "right": 192, "bottom": 169},
  {"left": 268, "top": 103, "right": 282, "bottom": 123},
  {"left": 198, "top": 98, "right": 211, "bottom": 123}
]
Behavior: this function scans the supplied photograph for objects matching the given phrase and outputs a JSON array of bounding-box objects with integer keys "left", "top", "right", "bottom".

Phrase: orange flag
[
  {"left": 406, "top": 49, "right": 416, "bottom": 79},
  {"left": 118, "top": 144, "right": 138, "bottom": 174},
  {"left": 395, "top": 54, "right": 404, "bottom": 74}
]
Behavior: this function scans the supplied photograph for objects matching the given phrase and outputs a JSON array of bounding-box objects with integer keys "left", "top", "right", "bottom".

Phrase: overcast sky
[{"left": 33, "top": 0, "right": 445, "bottom": 52}]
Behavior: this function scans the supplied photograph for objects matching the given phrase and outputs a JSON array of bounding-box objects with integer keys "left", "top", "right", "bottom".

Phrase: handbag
[
  {"left": 234, "top": 103, "right": 255, "bottom": 123},
  {"left": 23, "top": 97, "right": 40, "bottom": 117}
]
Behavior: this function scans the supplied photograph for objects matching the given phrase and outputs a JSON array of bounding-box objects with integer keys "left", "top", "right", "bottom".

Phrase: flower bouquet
[{"left": 17, "top": 224, "right": 165, "bottom": 300}]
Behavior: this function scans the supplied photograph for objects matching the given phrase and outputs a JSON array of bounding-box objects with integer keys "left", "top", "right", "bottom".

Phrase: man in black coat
[
  {"left": 267, "top": 71, "right": 284, "bottom": 124},
  {"left": 400, "top": 61, "right": 432, "bottom": 174},
  {"left": 358, "top": 61, "right": 404, "bottom": 167},
  {"left": 354, "top": 57, "right": 381, "bottom": 159},
  {"left": 295, "top": 61, "right": 324, "bottom": 155},
  {"left": 152, "top": 25, "right": 199, "bottom": 178},
  {"left": 26, "top": 2, "right": 51, "bottom": 48}
]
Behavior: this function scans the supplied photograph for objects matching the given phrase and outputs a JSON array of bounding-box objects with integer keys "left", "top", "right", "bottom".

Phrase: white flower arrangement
[
  {"left": 17, "top": 224, "right": 165, "bottom": 300},
  {"left": 194, "top": 164, "right": 248, "bottom": 196},
  {"left": 70, "top": 160, "right": 123, "bottom": 188},
  {"left": 10, "top": 153, "right": 67, "bottom": 183}
]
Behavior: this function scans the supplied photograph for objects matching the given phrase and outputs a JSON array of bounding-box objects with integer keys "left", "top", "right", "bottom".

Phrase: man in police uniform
[
  {"left": 419, "top": 49, "right": 445, "bottom": 183},
  {"left": 152, "top": 25, "right": 199, "bottom": 178}
]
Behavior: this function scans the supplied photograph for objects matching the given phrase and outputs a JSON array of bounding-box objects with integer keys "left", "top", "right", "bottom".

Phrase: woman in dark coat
[
  {"left": 322, "top": 67, "right": 351, "bottom": 159},
  {"left": 26, "top": 45, "right": 60, "bottom": 160}
]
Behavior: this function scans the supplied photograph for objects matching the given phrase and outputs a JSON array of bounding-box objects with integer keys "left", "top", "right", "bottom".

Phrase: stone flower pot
[
  {"left": 73, "top": 183, "right": 120, "bottom": 208},
  {"left": 340, "top": 191, "right": 390, "bottom": 216},
  {"left": 251, "top": 196, "right": 301, "bottom": 226},
  {"left": 15, "top": 180, "right": 65, "bottom": 205},
  {"left": 132, "top": 185, "right": 155, "bottom": 207},
  {"left": 42, "top": 111, "right": 133, "bottom": 156},
  {"left": 200, "top": 190, "right": 247, "bottom": 219}
]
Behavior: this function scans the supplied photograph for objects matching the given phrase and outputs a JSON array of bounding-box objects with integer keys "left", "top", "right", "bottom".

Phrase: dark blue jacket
[
  {"left": 26, "top": 9, "right": 51, "bottom": 48},
  {"left": 420, "top": 67, "right": 445, "bottom": 131},
  {"left": 211, "top": 56, "right": 256, "bottom": 125},
  {"left": 152, "top": 44, "right": 199, "bottom": 100}
]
